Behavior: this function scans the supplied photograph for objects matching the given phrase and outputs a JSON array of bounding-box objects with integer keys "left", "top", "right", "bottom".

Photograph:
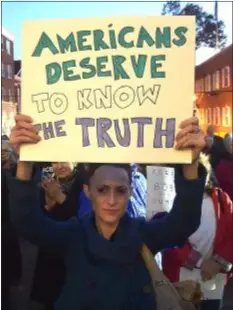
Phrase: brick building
[
  {"left": 1, "top": 27, "right": 17, "bottom": 137},
  {"left": 195, "top": 44, "right": 232, "bottom": 137},
  {"left": 14, "top": 59, "right": 21, "bottom": 113}
]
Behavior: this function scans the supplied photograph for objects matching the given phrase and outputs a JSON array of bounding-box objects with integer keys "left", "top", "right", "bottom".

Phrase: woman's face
[
  {"left": 52, "top": 162, "right": 74, "bottom": 179},
  {"left": 84, "top": 165, "right": 131, "bottom": 226}
]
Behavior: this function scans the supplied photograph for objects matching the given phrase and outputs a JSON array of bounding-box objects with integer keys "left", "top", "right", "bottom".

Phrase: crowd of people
[{"left": 1, "top": 115, "right": 233, "bottom": 310}]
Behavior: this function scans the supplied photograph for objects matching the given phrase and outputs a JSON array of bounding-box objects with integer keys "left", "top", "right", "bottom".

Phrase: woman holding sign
[{"left": 9, "top": 114, "right": 206, "bottom": 310}]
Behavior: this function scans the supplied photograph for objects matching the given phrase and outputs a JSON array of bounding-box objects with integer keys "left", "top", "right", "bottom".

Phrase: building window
[
  {"left": 222, "top": 66, "right": 231, "bottom": 88},
  {"left": 1, "top": 87, "right": 6, "bottom": 101},
  {"left": 207, "top": 108, "right": 212, "bottom": 124},
  {"left": 212, "top": 108, "right": 216, "bottom": 125},
  {"left": 1, "top": 64, "right": 6, "bottom": 77},
  {"left": 205, "top": 74, "right": 211, "bottom": 92},
  {"left": 6, "top": 39, "right": 11, "bottom": 55},
  {"left": 222, "top": 106, "right": 231, "bottom": 127},
  {"left": 215, "top": 107, "right": 221, "bottom": 126},
  {"left": 199, "top": 108, "right": 205, "bottom": 125},
  {"left": 215, "top": 70, "right": 220, "bottom": 90},
  {"left": 8, "top": 89, "right": 12, "bottom": 101},
  {"left": 212, "top": 70, "right": 220, "bottom": 90},
  {"left": 204, "top": 109, "right": 208, "bottom": 124},
  {"left": 7, "top": 64, "right": 13, "bottom": 79},
  {"left": 200, "top": 79, "right": 204, "bottom": 92},
  {"left": 195, "top": 79, "right": 204, "bottom": 93},
  {"left": 1, "top": 36, "right": 4, "bottom": 51}
]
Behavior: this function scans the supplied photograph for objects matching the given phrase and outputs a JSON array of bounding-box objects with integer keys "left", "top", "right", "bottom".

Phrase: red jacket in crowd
[
  {"left": 162, "top": 188, "right": 233, "bottom": 283},
  {"left": 216, "top": 157, "right": 233, "bottom": 202}
]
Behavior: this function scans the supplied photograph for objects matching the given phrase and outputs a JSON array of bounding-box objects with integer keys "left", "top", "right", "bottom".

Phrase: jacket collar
[{"left": 80, "top": 212, "right": 143, "bottom": 264}]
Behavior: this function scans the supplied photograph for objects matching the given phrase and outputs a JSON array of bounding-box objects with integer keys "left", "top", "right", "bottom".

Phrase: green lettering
[
  {"left": 151, "top": 55, "right": 166, "bottom": 78},
  {"left": 173, "top": 26, "right": 188, "bottom": 47},
  {"left": 108, "top": 24, "right": 117, "bottom": 48},
  {"left": 96, "top": 56, "right": 111, "bottom": 77},
  {"left": 93, "top": 30, "right": 110, "bottom": 51},
  {"left": 155, "top": 27, "right": 171, "bottom": 48},
  {"left": 32, "top": 32, "right": 59, "bottom": 57},
  {"left": 57, "top": 33, "right": 77, "bottom": 54},
  {"left": 46, "top": 62, "right": 61, "bottom": 85},
  {"left": 80, "top": 57, "right": 96, "bottom": 79},
  {"left": 112, "top": 55, "right": 129, "bottom": 80},
  {"left": 77, "top": 30, "right": 92, "bottom": 51},
  {"left": 118, "top": 26, "right": 134, "bottom": 48},
  {"left": 63, "top": 60, "right": 80, "bottom": 81},
  {"left": 131, "top": 55, "right": 147, "bottom": 78},
  {"left": 136, "top": 26, "right": 155, "bottom": 48}
]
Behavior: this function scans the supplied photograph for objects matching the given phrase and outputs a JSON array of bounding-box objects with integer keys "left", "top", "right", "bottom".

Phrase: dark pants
[
  {"left": 220, "top": 277, "right": 233, "bottom": 310},
  {"left": 196, "top": 300, "right": 220, "bottom": 310},
  {"left": 1, "top": 284, "right": 11, "bottom": 310}
]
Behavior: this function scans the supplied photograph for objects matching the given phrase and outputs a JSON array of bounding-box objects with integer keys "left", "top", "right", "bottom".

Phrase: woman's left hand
[{"left": 175, "top": 117, "right": 206, "bottom": 163}]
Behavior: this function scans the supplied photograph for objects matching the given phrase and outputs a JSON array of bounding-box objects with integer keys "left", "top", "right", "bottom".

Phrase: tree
[{"left": 162, "top": 1, "right": 227, "bottom": 50}]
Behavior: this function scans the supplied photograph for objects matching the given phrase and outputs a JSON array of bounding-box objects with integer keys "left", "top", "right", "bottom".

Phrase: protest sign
[
  {"left": 146, "top": 165, "right": 175, "bottom": 219},
  {"left": 20, "top": 16, "right": 195, "bottom": 163}
]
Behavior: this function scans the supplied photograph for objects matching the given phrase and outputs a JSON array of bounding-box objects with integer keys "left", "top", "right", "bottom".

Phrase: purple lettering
[
  {"left": 97, "top": 118, "right": 115, "bottom": 147},
  {"left": 55, "top": 120, "right": 66, "bottom": 137},
  {"left": 153, "top": 118, "right": 175, "bottom": 148},
  {"left": 114, "top": 119, "right": 130, "bottom": 147},
  {"left": 43, "top": 122, "right": 55, "bottom": 140},
  {"left": 75, "top": 118, "right": 95, "bottom": 147},
  {"left": 131, "top": 117, "right": 152, "bottom": 147}
]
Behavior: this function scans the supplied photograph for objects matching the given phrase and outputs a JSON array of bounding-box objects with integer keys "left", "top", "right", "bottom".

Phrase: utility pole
[{"left": 215, "top": 0, "right": 220, "bottom": 50}]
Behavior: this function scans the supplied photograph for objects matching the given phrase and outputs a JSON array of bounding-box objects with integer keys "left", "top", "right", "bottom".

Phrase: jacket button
[{"left": 143, "top": 284, "right": 152, "bottom": 294}]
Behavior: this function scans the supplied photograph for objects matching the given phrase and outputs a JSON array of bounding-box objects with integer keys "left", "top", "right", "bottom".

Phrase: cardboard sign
[
  {"left": 20, "top": 16, "right": 195, "bottom": 163},
  {"left": 146, "top": 165, "right": 176, "bottom": 219}
]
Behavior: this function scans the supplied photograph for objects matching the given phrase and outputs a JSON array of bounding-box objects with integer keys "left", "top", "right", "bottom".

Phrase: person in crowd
[
  {"left": 31, "top": 161, "right": 148, "bottom": 308},
  {"left": 9, "top": 114, "right": 206, "bottom": 310},
  {"left": 129, "top": 163, "right": 147, "bottom": 218},
  {"left": 216, "top": 133, "right": 233, "bottom": 201},
  {"left": 1, "top": 139, "right": 22, "bottom": 310},
  {"left": 30, "top": 162, "right": 84, "bottom": 309},
  {"left": 205, "top": 125, "right": 226, "bottom": 171},
  {"left": 161, "top": 154, "right": 233, "bottom": 310},
  {"left": 79, "top": 164, "right": 147, "bottom": 219}
]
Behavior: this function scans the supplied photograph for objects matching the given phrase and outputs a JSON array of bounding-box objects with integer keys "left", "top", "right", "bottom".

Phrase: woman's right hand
[
  {"left": 10, "top": 114, "right": 41, "bottom": 180},
  {"left": 10, "top": 114, "right": 41, "bottom": 154}
]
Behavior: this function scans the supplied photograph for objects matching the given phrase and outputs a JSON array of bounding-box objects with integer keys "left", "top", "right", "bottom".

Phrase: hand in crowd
[
  {"left": 10, "top": 114, "right": 41, "bottom": 153},
  {"left": 175, "top": 117, "right": 206, "bottom": 163},
  {"left": 44, "top": 192, "right": 56, "bottom": 211},
  {"left": 201, "top": 259, "right": 221, "bottom": 281},
  {"left": 42, "top": 178, "right": 66, "bottom": 205}
]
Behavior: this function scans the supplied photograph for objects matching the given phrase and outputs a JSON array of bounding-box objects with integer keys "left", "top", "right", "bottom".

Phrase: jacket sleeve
[
  {"left": 141, "top": 164, "right": 206, "bottom": 255},
  {"left": 213, "top": 192, "right": 233, "bottom": 267},
  {"left": 216, "top": 162, "right": 233, "bottom": 202},
  {"left": 8, "top": 173, "right": 78, "bottom": 249},
  {"left": 47, "top": 191, "right": 78, "bottom": 221}
]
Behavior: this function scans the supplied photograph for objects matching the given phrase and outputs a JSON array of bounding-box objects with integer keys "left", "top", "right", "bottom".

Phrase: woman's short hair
[{"left": 85, "top": 163, "right": 132, "bottom": 185}]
